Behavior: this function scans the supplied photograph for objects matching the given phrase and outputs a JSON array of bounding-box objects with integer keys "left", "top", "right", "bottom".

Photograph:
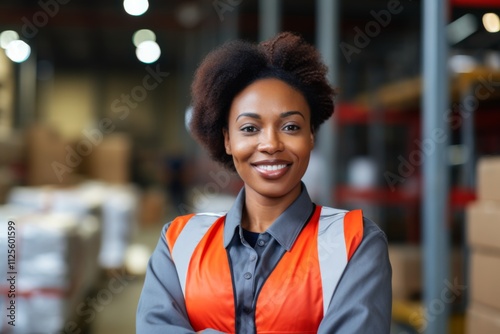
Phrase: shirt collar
[{"left": 223, "top": 183, "right": 315, "bottom": 251}]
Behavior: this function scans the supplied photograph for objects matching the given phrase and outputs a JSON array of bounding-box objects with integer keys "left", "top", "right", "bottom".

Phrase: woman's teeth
[{"left": 258, "top": 164, "right": 287, "bottom": 171}]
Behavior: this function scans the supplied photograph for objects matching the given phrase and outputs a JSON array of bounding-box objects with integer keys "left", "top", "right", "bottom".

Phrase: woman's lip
[
  {"left": 252, "top": 163, "right": 290, "bottom": 179},
  {"left": 252, "top": 159, "right": 290, "bottom": 165}
]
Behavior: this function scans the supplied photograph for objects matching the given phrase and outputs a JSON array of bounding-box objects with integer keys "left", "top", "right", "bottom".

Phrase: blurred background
[{"left": 0, "top": 0, "right": 499, "bottom": 333}]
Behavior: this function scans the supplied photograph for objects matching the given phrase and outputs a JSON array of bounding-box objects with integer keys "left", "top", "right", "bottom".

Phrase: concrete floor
[{"left": 92, "top": 223, "right": 163, "bottom": 334}]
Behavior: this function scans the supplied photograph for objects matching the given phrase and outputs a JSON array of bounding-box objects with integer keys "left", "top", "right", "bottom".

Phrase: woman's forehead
[{"left": 229, "top": 78, "right": 310, "bottom": 118}]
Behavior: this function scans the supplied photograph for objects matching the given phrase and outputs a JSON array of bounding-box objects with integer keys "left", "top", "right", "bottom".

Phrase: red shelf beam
[{"left": 451, "top": 0, "right": 500, "bottom": 8}]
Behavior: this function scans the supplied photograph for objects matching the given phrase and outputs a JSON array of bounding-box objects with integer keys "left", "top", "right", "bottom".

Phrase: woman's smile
[{"left": 252, "top": 159, "right": 292, "bottom": 179}]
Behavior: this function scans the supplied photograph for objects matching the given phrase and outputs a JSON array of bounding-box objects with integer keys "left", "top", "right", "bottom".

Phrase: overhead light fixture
[
  {"left": 448, "top": 145, "right": 469, "bottom": 166},
  {"left": 447, "top": 14, "right": 478, "bottom": 45},
  {"left": 133, "top": 29, "right": 156, "bottom": 47},
  {"left": 136, "top": 40, "right": 161, "bottom": 64},
  {"left": 5, "top": 40, "right": 31, "bottom": 63},
  {"left": 123, "top": 0, "right": 149, "bottom": 16},
  {"left": 483, "top": 13, "right": 500, "bottom": 33},
  {"left": 449, "top": 54, "right": 478, "bottom": 73},
  {"left": 0, "top": 30, "right": 19, "bottom": 49}
]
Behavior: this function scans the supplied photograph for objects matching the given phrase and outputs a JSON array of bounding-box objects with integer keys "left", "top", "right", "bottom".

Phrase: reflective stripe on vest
[{"left": 165, "top": 206, "right": 364, "bottom": 333}]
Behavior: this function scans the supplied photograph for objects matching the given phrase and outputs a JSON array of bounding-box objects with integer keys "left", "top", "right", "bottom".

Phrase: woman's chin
[{"left": 245, "top": 182, "right": 301, "bottom": 200}]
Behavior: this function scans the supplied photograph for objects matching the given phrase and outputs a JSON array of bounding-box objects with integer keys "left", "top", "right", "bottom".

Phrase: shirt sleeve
[
  {"left": 317, "top": 218, "right": 393, "bottom": 334},
  {"left": 136, "top": 223, "right": 227, "bottom": 334}
]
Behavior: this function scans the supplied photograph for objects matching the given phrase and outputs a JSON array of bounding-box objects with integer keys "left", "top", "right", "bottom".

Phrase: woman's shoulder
[
  {"left": 319, "top": 206, "right": 386, "bottom": 239},
  {"left": 164, "top": 211, "right": 227, "bottom": 230}
]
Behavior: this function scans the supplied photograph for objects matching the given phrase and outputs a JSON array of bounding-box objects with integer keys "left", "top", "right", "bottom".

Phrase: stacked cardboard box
[
  {"left": 0, "top": 50, "right": 14, "bottom": 138},
  {"left": 466, "top": 157, "right": 500, "bottom": 334},
  {"left": 86, "top": 133, "right": 131, "bottom": 184},
  {"left": 25, "top": 124, "right": 69, "bottom": 186},
  {"left": 389, "top": 245, "right": 464, "bottom": 301},
  {"left": 0, "top": 133, "right": 24, "bottom": 204}
]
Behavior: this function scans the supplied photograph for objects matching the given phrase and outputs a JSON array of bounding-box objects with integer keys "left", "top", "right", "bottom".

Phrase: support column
[
  {"left": 422, "top": 0, "right": 450, "bottom": 332},
  {"left": 316, "top": 0, "right": 340, "bottom": 205},
  {"left": 258, "top": 0, "right": 281, "bottom": 42}
]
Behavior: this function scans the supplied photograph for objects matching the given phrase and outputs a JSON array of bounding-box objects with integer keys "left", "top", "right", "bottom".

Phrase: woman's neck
[{"left": 241, "top": 184, "right": 301, "bottom": 233}]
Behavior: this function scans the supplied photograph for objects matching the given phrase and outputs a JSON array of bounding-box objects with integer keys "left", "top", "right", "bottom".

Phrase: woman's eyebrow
[
  {"left": 236, "top": 112, "right": 260, "bottom": 121},
  {"left": 235, "top": 111, "right": 304, "bottom": 121},
  {"left": 280, "top": 111, "right": 305, "bottom": 119}
]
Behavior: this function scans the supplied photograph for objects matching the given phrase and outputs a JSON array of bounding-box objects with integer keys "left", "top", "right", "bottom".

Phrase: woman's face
[{"left": 224, "top": 78, "right": 314, "bottom": 200}]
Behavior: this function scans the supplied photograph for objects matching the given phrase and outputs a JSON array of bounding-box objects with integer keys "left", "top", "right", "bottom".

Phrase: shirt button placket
[{"left": 241, "top": 248, "right": 256, "bottom": 334}]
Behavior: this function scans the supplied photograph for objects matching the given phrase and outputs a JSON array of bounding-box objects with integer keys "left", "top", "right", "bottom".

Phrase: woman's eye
[
  {"left": 283, "top": 124, "right": 300, "bottom": 131},
  {"left": 241, "top": 126, "right": 258, "bottom": 133}
]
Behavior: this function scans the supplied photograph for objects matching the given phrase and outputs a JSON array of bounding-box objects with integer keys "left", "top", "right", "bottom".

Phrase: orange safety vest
[{"left": 166, "top": 206, "right": 364, "bottom": 334}]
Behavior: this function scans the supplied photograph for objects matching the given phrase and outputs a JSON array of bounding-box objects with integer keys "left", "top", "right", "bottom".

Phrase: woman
[{"left": 137, "top": 32, "right": 392, "bottom": 334}]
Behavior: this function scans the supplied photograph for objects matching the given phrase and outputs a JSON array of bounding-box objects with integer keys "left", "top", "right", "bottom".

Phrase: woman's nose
[{"left": 258, "top": 129, "right": 284, "bottom": 154}]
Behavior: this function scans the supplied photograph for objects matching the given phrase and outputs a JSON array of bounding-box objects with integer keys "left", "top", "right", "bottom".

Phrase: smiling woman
[{"left": 136, "top": 32, "right": 392, "bottom": 334}]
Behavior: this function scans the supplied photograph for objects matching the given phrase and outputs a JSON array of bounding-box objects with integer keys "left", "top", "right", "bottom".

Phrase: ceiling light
[
  {"left": 483, "top": 13, "right": 500, "bottom": 33},
  {"left": 447, "top": 14, "right": 478, "bottom": 45},
  {"left": 5, "top": 40, "right": 31, "bottom": 63},
  {"left": 123, "top": 0, "right": 149, "bottom": 16},
  {"left": 448, "top": 145, "right": 468, "bottom": 166},
  {"left": 0, "top": 30, "right": 19, "bottom": 49},
  {"left": 136, "top": 40, "right": 161, "bottom": 64},
  {"left": 449, "top": 55, "right": 478, "bottom": 73},
  {"left": 133, "top": 29, "right": 156, "bottom": 47}
]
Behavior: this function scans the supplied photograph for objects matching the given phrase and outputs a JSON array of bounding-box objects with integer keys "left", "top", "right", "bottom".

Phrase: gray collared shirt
[{"left": 137, "top": 185, "right": 392, "bottom": 334}]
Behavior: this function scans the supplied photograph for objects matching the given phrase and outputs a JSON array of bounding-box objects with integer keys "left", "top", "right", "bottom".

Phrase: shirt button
[
  {"left": 250, "top": 254, "right": 257, "bottom": 261},
  {"left": 243, "top": 272, "right": 252, "bottom": 280},
  {"left": 257, "top": 239, "right": 266, "bottom": 247}
]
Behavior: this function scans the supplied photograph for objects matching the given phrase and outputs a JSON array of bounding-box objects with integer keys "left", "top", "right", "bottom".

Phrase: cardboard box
[
  {"left": 0, "top": 50, "right": 14, "bottom": 138},
  {"left": 389, "top": 245, "right": 422, "bottom": 300},
  {"left": 389, "top": 245, "right": 464, "bottom": 301},
  {"left": 477, "top": 157, "right": 500, "bottom": 202},
  {"left": 26, "top": 124, "right": 69, "bottom": 186},
  {"left": 0, "top": 132, "right": 24, "bottom": 165},
  {"left": 470, "top": 251, "right": 500, "bottom": 310},
  {"left": 467, "top": 303, "right": 500, "bottom": 334},
  {"left": 139, "top": 187, "right": 166, "bottom": 225},
  {"left": 87, "top": 133, "right": 131, "bottom": 184},
  {"left": 467, "top": 202, "right": 500, "bottom": 252}
]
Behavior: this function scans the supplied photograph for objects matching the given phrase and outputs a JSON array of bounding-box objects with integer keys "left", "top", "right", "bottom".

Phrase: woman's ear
[
  {"left": 223, "top": 128, "right": 232, "bottom": 155},
  {"left": 310, "top": 130, "right": 315, "bottom": 149}
]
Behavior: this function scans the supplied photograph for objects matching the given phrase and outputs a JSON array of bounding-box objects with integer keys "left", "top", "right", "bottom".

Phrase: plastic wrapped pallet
[
  {"left": 98, "top": 184, "right": 138, "bottom": 269},
  {"left": 0, "top": 206, "right": 99, "bottom": 333},
  {"left": 7, "top": 185, "right": 100, "bottom": 218},
  {"left": 6, "top": 182, "right": 138, "bottom": 269}
]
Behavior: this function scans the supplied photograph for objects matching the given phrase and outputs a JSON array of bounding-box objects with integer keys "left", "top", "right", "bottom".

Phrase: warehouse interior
[{"left": 1, "top": 0, "right": 500, "bottom": 333}]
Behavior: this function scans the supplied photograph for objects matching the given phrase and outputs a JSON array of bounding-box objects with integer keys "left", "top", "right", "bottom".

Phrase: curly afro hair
[{"left": 190, "top": 32, "right": 335, "bottom": 171}]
